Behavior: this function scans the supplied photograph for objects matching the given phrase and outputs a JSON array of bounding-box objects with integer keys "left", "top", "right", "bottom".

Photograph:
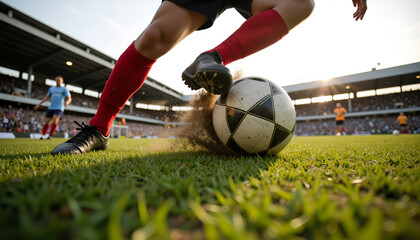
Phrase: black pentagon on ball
[
  {"left": 226, "top": 137, "right": 249, "bottom": 155},
  {"left": 248, "top": 95, "right": 274, "bottom": 122},
  {"left": 226, "top": 107, "right": 246, "bottom": 134},
  {"left": 269, "top": 124, "right": 292, "bottom": 149}
]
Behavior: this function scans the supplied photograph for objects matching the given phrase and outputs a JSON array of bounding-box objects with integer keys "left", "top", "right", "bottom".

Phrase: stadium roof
[
  {"left": 283, "top": 62, "right": 420, "bottom": 99},
  {"left": 0, "top": 2, "right": 186, "bottom": 106}
]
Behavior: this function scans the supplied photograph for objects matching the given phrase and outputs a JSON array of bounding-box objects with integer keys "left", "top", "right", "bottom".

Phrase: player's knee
[
  {"left": 272, "top": 0, "right": 314, "bottom": 29},
  {"left": 137, "top": 26, "right": 164, "bottom": 53}
]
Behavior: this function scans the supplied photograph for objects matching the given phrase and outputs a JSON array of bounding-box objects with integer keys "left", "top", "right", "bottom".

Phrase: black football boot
[
  {"left": 51, "top": 121, "right": 109, "bottom": 155},
  {"left": 182, "top": 50, "right": 233, "bottom": 94}
]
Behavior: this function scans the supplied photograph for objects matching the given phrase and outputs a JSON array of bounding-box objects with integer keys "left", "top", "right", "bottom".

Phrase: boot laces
[{"left": 68, "top": 121, "right": 98, "bottom": 143}]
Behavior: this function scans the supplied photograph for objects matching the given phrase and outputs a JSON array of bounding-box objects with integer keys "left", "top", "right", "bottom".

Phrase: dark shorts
[
  {"left": 166, "top": 0, "right": 253, "bottom": 30},
  {"left": 336, "top": 120, "right": 344, "bottom": 126},
  {"left": 45, "top": 109, "right": 63, "bottom": 118},
  {"left": 400, "top": 124, "right": 407, "bottom": 127}
]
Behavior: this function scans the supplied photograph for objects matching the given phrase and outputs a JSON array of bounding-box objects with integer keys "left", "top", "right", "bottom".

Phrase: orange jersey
[
  {"left": 397, "top": 115, "right": 407, "bottom": 125},
  {"left": 334, "top": 107, "right": 347, "bottom": 121}
]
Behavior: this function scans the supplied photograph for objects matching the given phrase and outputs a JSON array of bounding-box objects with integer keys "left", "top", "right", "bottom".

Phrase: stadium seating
[
  {"left": 294, "top": 91, "right": 420, "bottom": 117},
  {"left": 0, "top": 72, "right": 177, "bottom": 138},
  {"left": 293, "top": 89, "right": 419, "bottom": 135},
  {"left": 295, "top": 114, "right": 420, "bottom": 136},
  {"left": 1, "top": 73, "right": 419, "bottom": 136},
  {"left": 0, "top": 104, "right": 177, "bottom": 138}
]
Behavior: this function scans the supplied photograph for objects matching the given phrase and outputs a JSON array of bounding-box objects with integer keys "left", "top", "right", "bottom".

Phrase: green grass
[{"left": 0, "top": 135, "right": 419, "bottom": 240}]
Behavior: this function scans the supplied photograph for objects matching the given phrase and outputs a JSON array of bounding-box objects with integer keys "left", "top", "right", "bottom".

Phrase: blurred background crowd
[{"left": 1, "top": 73, "right": 419, "bottom": 137}]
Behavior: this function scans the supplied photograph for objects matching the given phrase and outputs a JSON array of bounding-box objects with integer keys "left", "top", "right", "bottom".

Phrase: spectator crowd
[
  {"left": 1, "top": 73, "right": 419, "bottom": 136},
  {"left": 295, "top": 114, "right": 420, "bottom": 136},
  {"left": 295, "top": 91, "right": 420, "bottom": 117},
  {"left": 0, "top": 104, "right": 174, "bottom": 138}
]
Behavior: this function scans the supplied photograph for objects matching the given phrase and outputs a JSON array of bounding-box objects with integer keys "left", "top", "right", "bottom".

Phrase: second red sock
[
  {"left": 42, "top": 124, "right": 50, "bottom": 135},
  {"left": 210, "top": 9, "right": 289, "bottom": 65},
  {"left": 49, "top": 123, "right": 58, "bottom": 137}
]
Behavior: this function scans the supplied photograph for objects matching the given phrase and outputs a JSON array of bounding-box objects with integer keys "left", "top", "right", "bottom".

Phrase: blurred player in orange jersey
[
  {"left": 334, "top": 103, "right": 347, "bottom": 135},
  {"left": 397, "top": 112, "right": 408, "bottom": 134}
]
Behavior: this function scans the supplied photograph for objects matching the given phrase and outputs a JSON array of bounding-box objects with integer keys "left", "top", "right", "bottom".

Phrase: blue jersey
[{"left": 47, "top": 86, "right": 71, "bottom": 111}]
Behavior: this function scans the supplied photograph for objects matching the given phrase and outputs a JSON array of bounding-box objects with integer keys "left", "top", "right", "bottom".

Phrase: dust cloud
[{"left": 171, "top": 69, "right": 243, "bottom": 154}]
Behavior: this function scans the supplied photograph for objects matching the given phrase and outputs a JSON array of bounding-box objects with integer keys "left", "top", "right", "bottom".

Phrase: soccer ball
[
  {"left": 392, "top": 130, "right": 400, "bottom": 136},
  {"left": 212, "top": 77, "right": 296, "bottom": 155}
]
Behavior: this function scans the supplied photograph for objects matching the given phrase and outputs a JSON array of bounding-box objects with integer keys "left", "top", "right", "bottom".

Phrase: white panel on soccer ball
[
  {"left": 267, "top": 133, "right": 293, "bottom": 155},
  {"left": 233, "top": 114, "right": 274, "bottom": 153},
  {"left": 273, "top": 94, "right": 296, "bottom": 131},
  {"left": 212, "top": 104, "right": 231, "bottom": 144},
  {"left": 227, "top": 79, "right": 271, "bottom": 110}
]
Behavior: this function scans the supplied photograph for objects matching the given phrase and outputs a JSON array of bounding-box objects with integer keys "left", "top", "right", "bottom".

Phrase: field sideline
[{"left": 1, "top": 135, "right": 419, "bottom": 239}]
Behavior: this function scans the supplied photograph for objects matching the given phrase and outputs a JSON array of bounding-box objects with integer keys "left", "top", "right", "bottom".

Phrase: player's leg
[
  {"left": 42, "top": 118, "right": 52, "bottom": 135},
  {"left": 251, "top": 0, "right": 315, "bottom": 30},
  {"left": 41, "top": 112, "right": 53, "bottom": 139},
  {"left": 402, "top": 125, "right": 408, "bottom": 134},
  {"left": 134, "top": 2, "right": 208, "bottom": 60},
  {"left": 88, "top": 1, "right": 208, "bottom": 135},
  {"left": 51, "top": 1, "right": 208, "bottom": 155},
  {"left": 48, "top": 114, "right": 60, "bottom": 139},
  {"left": 335, "top": 121, "right": 344, "bottom": 135},
  {"left": 216, "top": 0, "right": 314, "bottom": 64},
  {"left": 183, "top": 0, "right": 314, "bottom": 93}
]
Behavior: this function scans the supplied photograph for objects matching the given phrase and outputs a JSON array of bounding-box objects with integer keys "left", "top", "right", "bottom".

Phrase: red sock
[
  {"left": 89, "top": 42, "right": 156, "bottom": 135},
  {"left": 342, "top": 127, "right": 345, "bottom": 133},
  {"left": 210, "top": 9, "right": 288, "bottom": 65},
  {"left": 42, "top": 124, "right": 50, "bottom": 135},
  {"left": 49, "top": 123, "right": 58, "bottom": 137}
]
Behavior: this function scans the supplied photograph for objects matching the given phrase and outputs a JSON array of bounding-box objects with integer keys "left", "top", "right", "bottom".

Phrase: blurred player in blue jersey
[{"left": 34, "top": 75, "right": 72, "bottom": 139}]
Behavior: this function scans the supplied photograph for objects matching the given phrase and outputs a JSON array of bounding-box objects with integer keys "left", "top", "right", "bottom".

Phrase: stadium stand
[
  {"left": 295, "top": 91, "right": 420, "bottom": 117},
  {"left": 295, "top": 114, "right": 420, "bottom": 136},
  {"left": 0, "top": 73, "right": 176, "bottom": 119},
  {"left": 286, "top": 62, "right": 420, "bottom": 135},
  {"left": 0, "top": 103, "right": 176, "bottom": 138},
  {"left": 2, "top": 69, "right": 419, "bottom": 137},
  {"left": 296, "top": 90, "right": 419, "bottom": 120}
]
